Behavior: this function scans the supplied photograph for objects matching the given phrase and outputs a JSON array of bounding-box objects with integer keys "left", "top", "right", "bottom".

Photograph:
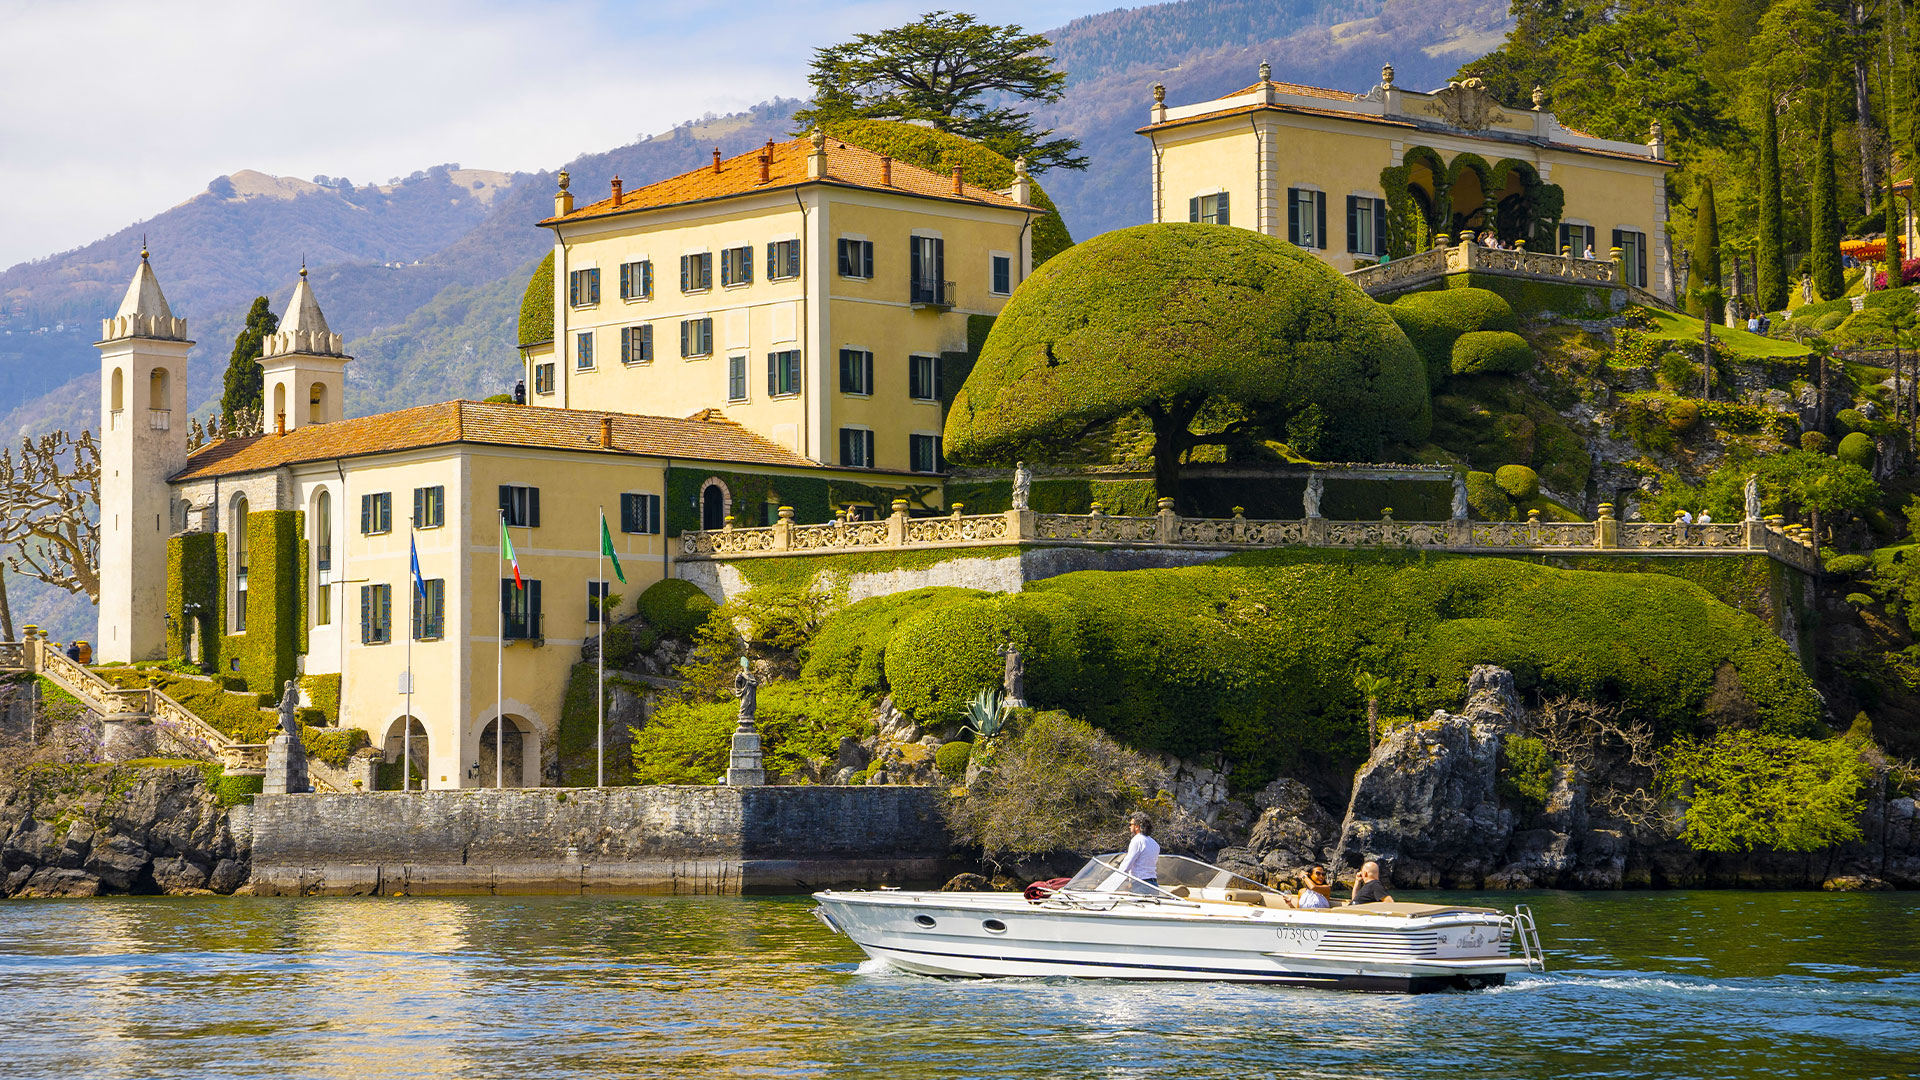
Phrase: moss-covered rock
[{"left": 1451, "top": 330, "right": 1534, "bottom": 376}]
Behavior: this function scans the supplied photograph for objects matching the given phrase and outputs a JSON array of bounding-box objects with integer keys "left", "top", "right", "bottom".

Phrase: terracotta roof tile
[
  {"left": 1224, "top": 79, "right": 1356, "bottom": 101},
  {"left": 174, "top": 401, "right": 822, "bottom": 480},
  {"left": 543, "top": 137, "right": 1036, "bottom": 225}
]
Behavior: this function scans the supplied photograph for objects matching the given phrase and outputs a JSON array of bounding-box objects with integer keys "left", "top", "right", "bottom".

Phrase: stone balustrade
[
  {"left": 679, "top": 501, "right": 1822, "bottom": 574},
  {"left": 0, "top": 628, "right": 266, "bottom": 770},
  {"left": 1345, "top": 237, "right": 1621, "bottom": 298}
]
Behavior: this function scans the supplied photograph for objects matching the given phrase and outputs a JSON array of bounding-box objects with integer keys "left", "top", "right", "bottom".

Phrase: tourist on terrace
[
  {"left": 1697, "top": 510, "right": 1713, "bottom": 526},
  {"left": 1352, "top": 861, "right": 1394, "bottom": 905},
  {"left": 1583, "top": 245, "right": 1595, "bottom": 260},
  {"left": 1674, "top": 509, "right": 1692, "bottom": 538},
  {"left": 1120, "top": 812, "right": 1160, "bottom": 894}
]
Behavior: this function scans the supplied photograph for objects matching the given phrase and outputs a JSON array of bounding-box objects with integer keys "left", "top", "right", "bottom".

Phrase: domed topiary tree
[
  {"left": 944, "top": 224, "right": 1430, "bottom": 504},
  {"left": 1493, "top": 464, "right": 1539, "bottom": 500},
  {"left": 1837, "top": 431, "right": 1876, "bottom": 468},
  {"left": 823, "top": 119, "right": 1073, "bottom": 266},
  {"left": 1800, "top": 431, "right": 1831, "bottom": 453},
  {"left": 1451, "top": 330, "right": 1534, "bottom": 376},
  {"left": 1385, "top": 287, "right": 1519, "bottom": 385}
]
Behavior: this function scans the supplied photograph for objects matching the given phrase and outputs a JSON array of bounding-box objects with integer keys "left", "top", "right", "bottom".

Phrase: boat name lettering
[{"left": 1275, "top": 927, "right": 1323, "bottom": 947}]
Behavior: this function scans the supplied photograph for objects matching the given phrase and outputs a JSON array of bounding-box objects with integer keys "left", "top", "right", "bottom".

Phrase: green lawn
[{"left": 1641, "top": 308, "right": 1811, "bottom": 358}]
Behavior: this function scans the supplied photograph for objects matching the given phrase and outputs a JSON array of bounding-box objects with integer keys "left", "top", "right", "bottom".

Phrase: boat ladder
[{"left": 1508, "top": 905, "right": 1546, "bottom": 972}]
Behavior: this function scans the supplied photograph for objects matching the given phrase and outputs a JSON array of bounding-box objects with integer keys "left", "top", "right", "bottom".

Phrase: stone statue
[
  {"left": 1452, "top": 474, "right": 1470, "bottom": 521},
  {"left": 732, "top": 660, "right": 758, "bottom": 730},
  {"left": 998, "top": 642, "right": 1027, "bottom": 708},
  {"left": 1744, "top": 475, "right": 1761, "bottom": 522},
  {"left": 277, "top": 680, "right": 301, "bottom": 737},
  {"left": 1303, "top": 474, "right": 1324, "bottom": 519},
  {"left": 1012, "top": 461, "right": 1032, "bottom": 511}
]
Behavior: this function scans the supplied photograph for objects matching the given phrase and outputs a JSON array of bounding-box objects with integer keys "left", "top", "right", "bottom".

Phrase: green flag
[{"left": 601, "top": 512, "right": 626, "bottom": 584}]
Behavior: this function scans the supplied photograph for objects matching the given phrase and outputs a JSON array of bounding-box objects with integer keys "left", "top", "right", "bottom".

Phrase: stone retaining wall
[{"left": 246, "top": 785, "right": 953, "bottom": 896}]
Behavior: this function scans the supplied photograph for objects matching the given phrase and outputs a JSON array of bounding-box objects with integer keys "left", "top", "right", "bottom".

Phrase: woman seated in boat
[{"left": 1296, "top": 866, "right": 1332, "bottom": 909}]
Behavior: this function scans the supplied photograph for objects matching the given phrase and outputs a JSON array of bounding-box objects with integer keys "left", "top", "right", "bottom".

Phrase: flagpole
[
  {"left": 404, "top": 515, "right": 413, "bottom": 792},
  {"left": 597, "top": 506, "right": 605, "bottom": 788},
  {"left": 497, "top": 507, "right": 505, "bottom": 791}
]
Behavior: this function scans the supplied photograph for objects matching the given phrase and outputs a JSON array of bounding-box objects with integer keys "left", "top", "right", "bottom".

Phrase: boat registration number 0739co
[{"left": 1274, "top": 927, "right": 1324, "bottom": 948}]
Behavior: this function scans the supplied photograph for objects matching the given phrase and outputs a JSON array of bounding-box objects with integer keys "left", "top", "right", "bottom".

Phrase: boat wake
[{"left": 1485, "top": 973, "right": 1840, "bottom": 995}]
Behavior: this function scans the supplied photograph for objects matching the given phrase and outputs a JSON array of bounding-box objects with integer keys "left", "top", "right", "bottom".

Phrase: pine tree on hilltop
[
  {"left": 1688, "top": 177, "right": 1724, "bottom": 324},
  {"left": 1810, "top": 88, "right": 1845, "bottom": 302},
  {"left": 221, "top": 297, "right": 277, "bottom": 425},
  {"left": 1757, "top": 96, "right": 1789, "bottom": 313}
]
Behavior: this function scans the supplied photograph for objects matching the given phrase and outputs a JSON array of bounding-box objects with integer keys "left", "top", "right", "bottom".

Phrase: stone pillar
[
  {"left": 887, "top": 499, "right": 909, "bottom": 546},
  {"left": 1596, "top": 502, "right": 1618, "bottom": 548},
  {"left": 1610, "top": 246, "right": 1626, "bottom": 285},
  {"left": 100, "top": 713, "right": 155, "bottom": 761},
  {"left": 725, "top": 720, "right": 764, "bottom": 786},
  {"left": 20, "top": 626, "right": 40, "bottom": 673},
  {"left": 348, "top": 748, "right": 380, "bottom": 791},
  {"left": 1005, "top": 508, "right": 1036, "bottom": 540},
  {"left": 263, "top": 730, "right": 309, "bottom": 795},
  {"left": 1156, "top": 498, "right": 1178, "bottom": 544},
  {"left": 773, "top": 506, "right": 794, "bottom": 551}
]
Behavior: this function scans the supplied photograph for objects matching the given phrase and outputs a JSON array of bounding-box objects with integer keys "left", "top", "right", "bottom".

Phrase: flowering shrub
[{"left": 1870, "top": 258, "right": 1920, "bottom": 290}]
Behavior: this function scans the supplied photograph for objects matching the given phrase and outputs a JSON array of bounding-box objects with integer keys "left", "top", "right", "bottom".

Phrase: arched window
[
  {"left": 110, "top": 368, "right": 124, "bottom": 412},
  {"left": 310, "top": 382, "right": 327, "bottom": 424},
  {"left": 149, "top": 368, "right": 169, "bottom": 411},
  {"left": 273, "top": 383, "right": 287, "bottom": 429},
  {"left": 313, "top": 490, "right": 333, "bottom": 627},
  {"left": 232, "top": 494, "right": 250, "bottom": 632}
]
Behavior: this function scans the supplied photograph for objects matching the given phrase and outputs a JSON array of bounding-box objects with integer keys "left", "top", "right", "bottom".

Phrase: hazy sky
[{"left": 0, "top": 0, "right": 1093, "bottom": 270}]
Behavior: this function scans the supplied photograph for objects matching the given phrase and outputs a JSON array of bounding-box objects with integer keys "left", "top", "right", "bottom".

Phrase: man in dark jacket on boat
[{"left": 1351, "top": 861, "right": 1394, "bottom": 905}]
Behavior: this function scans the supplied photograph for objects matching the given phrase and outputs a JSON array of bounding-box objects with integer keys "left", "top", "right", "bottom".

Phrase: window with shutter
[
  {"left": 576, "top": 330, "right": 594, "bottom": 370},
  {"left": 909, "top": 355, "right": 939, "bottom": 401},
  {"left": 910, "top": 433, "right": 944, "bottom": 473},
  {"left": 839, "top": 349, "right": 873, "bottom": 395}
]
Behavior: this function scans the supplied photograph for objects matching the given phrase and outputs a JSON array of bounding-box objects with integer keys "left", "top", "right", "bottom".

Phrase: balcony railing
[
  {"left": 148, "top": 409, "right": 171, "bottom": 430},
  {"left": 503, "top": 611, "right": 544, "bottom": 645},
  {"left": 909, "top": 279, "right": 955, "bottom": 309}
]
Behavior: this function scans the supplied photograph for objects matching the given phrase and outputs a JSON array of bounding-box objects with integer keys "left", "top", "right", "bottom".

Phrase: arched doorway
[
  {"left": 1445, "top": 154, "right": 1492, "bottom": 236},
  {"left": 477, "top": 715, "right": 530, "bottom": 788},
  {"left": 384, "top": 715, "right": 428, "bottom": 791},
  {"left": 701, "top": 481, "right": 728, "bottom": 530}
]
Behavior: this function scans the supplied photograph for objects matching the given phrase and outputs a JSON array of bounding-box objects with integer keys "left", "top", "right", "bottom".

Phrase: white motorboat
[{"left": 814, "top": 853, "right": 1545, "bottom": 992}]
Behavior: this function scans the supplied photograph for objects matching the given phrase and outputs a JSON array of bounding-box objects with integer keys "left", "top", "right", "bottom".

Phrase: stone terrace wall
[{"left": 248, "top": 785, "right": 952, "bottom": 897}]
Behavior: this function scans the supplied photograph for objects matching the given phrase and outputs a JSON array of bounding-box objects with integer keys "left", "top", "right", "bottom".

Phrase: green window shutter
[
  {"left": 1347, "top": 196, "right": 1359, "bottom": 253},
  {"left": 1316, "top": 192, "right": 1327, "bottom": 250},
  {"left": 1189, "top": 197, "right": 1200, "bottom": 223},
  {"left": 360, "top": 586, "right": 371, "bottom": 643},
  {"left": 528, "top": 488, "right": 540, "bottom": 528},
  {"left": 1374, "top": 201, "right": 1388, "bottom": 255},
  {"left": 768, "top": 354, "right": 779, "bottom": 396},
  {"left": 680, "top": 256, "right": 689, "bottom": 292},
  {"left": 412, "top": 488, "right": 422, "bottom": 528},
  {"left": 498, "top": 485, "right": 510, "bottom": 521},
  {"left": 679, "top": 321, "right": 689, "bottom": 357},
  {"left": 588, "top": 269, "right": 599, "bottom": 303},
  {"left": 1216, "top": 191, "right": 1228, "bottom": 226},
  {"left": 1287, "top": 189, "right": 1300, "bottom": 244},
  {"left": 360, "top": 494, "right": 370, "bottom": 534},
  {"left": 839, "top": 349, "right": 853, "bottom": 392}
]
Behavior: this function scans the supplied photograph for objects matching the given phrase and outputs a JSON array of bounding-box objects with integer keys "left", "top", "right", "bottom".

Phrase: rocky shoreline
[{"left": 0, "top": 764, "right": 250, "bottom": 898}]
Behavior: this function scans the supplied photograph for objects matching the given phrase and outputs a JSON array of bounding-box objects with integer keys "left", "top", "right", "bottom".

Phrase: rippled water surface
[{"left": 1, "top": 890, "right": 1915, "bottom": 1078}]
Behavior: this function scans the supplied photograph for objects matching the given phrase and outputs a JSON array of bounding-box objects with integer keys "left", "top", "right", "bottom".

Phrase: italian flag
[{"left": 501, "top": 518, "right": 523, "bottom": 590}]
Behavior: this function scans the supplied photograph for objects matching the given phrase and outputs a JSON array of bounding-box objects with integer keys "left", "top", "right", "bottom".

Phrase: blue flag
[{"left": 410, "top": 536, "right": 427, "bottom": 599}]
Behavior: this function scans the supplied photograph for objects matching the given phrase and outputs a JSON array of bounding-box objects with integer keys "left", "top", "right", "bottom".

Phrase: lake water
[{"left": 1, "top": 890, "right": 1914, "bottom": 1079}]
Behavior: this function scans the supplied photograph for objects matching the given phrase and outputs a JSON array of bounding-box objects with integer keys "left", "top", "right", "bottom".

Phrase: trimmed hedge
[
  {"left": 935, "top": 740, "right": 973, "bottom": 779},
  {"left": 1451, "top": 330, "right": 1533, "bottom": 376},
  {"left": 819, "top": 551, "right": 1821, "bottom": 789},
  {"left": 947, "top": 224, "right": 1431, "bottom": 468},
  {"left": 636, "top": 579, "right": 717, "bottom": 639},
  {"left": 300, "top": 725, "right": 370, "bottom": 769},
  {"left": 1494, "top": 464, "right": 1540, "bottom": 499},
  {"left": 1837, "top": 431, "right": 1876, "bottom": 468},
  {"left": 518, "top": 251, "right": 554, "bottom": 347},
  {"left": 629, "top": 680, "right": 873, "bottom": 783},
  {"left": 1387, "top": 287, "right": 1519, "bottom": 385},
  {"left": 803, "top": 586, "right": 992, "bottom": 696},
  {"left": 1466, "top": 471, "right": 1514, "bottom": 520},
  {"left": 300, "top": 673, "right": 342, "bottom": 726}
]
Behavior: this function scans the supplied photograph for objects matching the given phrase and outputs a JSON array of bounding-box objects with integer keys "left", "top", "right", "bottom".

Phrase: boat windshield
[{"left": 1059, "top": 853, "right": 1269, "bottom": 896}]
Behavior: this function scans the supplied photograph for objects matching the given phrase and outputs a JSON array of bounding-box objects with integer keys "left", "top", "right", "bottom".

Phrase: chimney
[
  {"left": 610, "top": 176, "right": 623, "bottom": 206},
  {"left": 806, "top": 130, "right": 827, "bottom": 180},
  {"left": 951, "top": 164, "right": 964, "bottom": 195},
  {"left": 712, "top": 147, "right": 722, "bottom": 174},
  {"left": 758, "top": 141, "right": 771, "bottom": 184},
  {"left": 600, "top": 415, "right": 613, "bottom": 448},
  {"left": 881, "top": 155, "right": 892, "bottom": 186},
  {"left": 553, "top": 168, "right": 573, "bottom": 217}
]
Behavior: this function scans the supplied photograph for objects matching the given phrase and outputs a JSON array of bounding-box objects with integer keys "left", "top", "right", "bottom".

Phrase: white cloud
[{"left": 0, "top": 0, "right": 1091, "bottom": 270}]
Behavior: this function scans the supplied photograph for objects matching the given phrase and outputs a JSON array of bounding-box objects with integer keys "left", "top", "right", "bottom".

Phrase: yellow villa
[
  {"left": 1141, "top": 62, "right": 1678, "bottom": 299},
  {"left": 524, "top": 131, "right": 1045, "bottom": 475}
]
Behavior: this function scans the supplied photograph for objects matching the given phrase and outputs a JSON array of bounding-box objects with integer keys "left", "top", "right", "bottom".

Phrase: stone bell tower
[
  {"left": 96, "top": 247, "right": 191, "bottom": 663},
  {"left": 258, "top": 265, "right": 350, "bottom": 432}
]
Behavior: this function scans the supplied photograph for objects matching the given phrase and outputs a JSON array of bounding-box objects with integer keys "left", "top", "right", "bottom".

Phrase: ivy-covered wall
[
  {"left": 171, "top": 510, "right": 307, "bottom": 693},
  {"left": 301, "top": 672, "right": 342, "bottom": 726}
]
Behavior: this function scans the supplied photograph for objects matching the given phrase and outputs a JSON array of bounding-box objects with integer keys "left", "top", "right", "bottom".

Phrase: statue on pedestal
[
  {"left": 1012, "top": 461, "right": 1032, "bottom": 511},
  {"left": 1744, "top": 475, "right": 1761, "bottom": 522},
  {"left": 726, "top": 659, "right": 765, "bottom": 786},
  {"left": 277, "top": 681, "right": 301, "bottom": 737},
  {"left": 263, "top": 680, "right": 310, "bottom": 795},
  {"left": 1303, "top": 475, "right": 1324, "bottom": 519},
  {"left": 1451, "top": 474, "right": 1470, "bottom": 521},
  {"left": 998, "top": 642, "right": 1027, "bottom": 708}
]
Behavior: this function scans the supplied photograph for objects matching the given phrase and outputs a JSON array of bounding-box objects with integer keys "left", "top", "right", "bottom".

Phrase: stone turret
[
  {"left": 258, "top": 265, "right": 351, "bottom": 432},
  {"left": 97, "top": 246, "right": 192, "bottom": 663}
]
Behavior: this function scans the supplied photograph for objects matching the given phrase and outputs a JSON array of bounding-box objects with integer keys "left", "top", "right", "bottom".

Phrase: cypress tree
[
  {"left": 221, "top": 296, "right": 277, "bottom": 424},
  {"left": 1887, "top": 60, "right": 1906, "bottom": 288},
  {"left": 1810, "top": 89, "right": 1845, "bottom": 301},
  {"left": 1690, "top": 177, "right": 1724, "bottom": 324},
  {"left": 1758, "top": 97, "right": 1789, "bottom": 313}
]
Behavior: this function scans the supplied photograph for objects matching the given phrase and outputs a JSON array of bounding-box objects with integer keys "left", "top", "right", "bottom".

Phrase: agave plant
[{"left": 964, "top": 686, "right": 1007, "bottom": 741}]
